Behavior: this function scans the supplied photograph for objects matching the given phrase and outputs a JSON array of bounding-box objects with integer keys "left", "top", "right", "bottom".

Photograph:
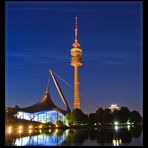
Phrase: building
[
  {"left": 71, "top": 17, "right": 82, "bottom": 109},
  {"left": 16, "top": 87, "right": 66, "bottom": 123},
  {"left": 15, "top": 70, "right": 70, "bottom": 124},
  {"left": 109, "top": 104, "right": 120, "bottom": 112}
]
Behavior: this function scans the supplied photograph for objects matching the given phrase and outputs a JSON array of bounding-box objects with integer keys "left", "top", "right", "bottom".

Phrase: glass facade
[{"left": 16, "top": 110, "right": 66, "bottom": 124}]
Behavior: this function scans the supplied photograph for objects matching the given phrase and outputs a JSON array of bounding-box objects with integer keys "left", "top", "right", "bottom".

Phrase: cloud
[
  {"left": 83, "top": 51, "right": 135, "bottom": 66},
  {"left": 6, "top": 52, "right": 31, "bottom": 59},
  {"left": 6, "top": 51, "right": 69, "bottom": 65},
  {"left": 6, "top": 2, "right": 139, "bottom": 14}
]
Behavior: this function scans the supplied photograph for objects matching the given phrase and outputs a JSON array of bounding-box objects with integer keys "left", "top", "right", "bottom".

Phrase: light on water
[
  {"left": 28, "top": 129, "right": 32, "bottom": 134},
  {"left": 112, "top": 138, "right": 122, "bottom": 146},
  {"left": 13, "top": 130, "right": 67, "bottom": 146},
  {"left": 39, "top": 129, "right": 42, "bottom": 134},
  {"left": 18, "top": 129, "right": 22, "bottom": 134},
  {"left": 114, "top": 125, "right": 119, "bottom": 131},
  {"left": 5, "top": 126, "right": 143, "bottom": 146},
  {"left": 8, "top": 126, "right": 12, "bottom": 130},
  {"left": 127, "top": 125, "right": 130, "bottom": 131},
  {"left": 8, "top": 129, "right": 12, "bottom": 134}
]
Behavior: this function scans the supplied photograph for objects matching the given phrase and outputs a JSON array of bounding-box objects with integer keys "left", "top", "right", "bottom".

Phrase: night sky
[{"left": 5, "top": 1, "right": 143, "bottom": 115}]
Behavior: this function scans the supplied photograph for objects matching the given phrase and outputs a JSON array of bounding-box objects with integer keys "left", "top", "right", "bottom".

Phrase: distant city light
[
  {"left": 127, "top": 121, "right": 130, "bottom": 125},
  {"left": 18, "top": 129, "right": 22, "bottom": 134},
  {"left": 114, "top": 121, "right": 119, "bottom": 126},
  {"left": 29, "top": 125, "right": 33, "bottom": 129},
  {"left": 109, "top": 104, "right": 120, "bottom": 112},
  {"left": 18, "top": 126, "right": 23, "bottom": 129},
  {"left": 7, "top": 126, "right": 12, "bottom": 134}
]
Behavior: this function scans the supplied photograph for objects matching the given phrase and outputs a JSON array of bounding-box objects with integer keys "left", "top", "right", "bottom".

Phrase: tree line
[{"left": 66, "top": 107, "right": 143, "bottom": 126}]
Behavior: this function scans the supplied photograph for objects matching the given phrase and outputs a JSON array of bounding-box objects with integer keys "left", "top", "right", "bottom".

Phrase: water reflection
[
  {"left": 14, "top": 130, "right": 66, "bottom": 146},
  {"left": 112, "top": 138, "right": 122, "bottom": 146},
  {"left": 14, "top": 134, "right": 65, "bottom": 146},
  {"left": 5, "top": 125, "right": 143, "bottom": 146}
]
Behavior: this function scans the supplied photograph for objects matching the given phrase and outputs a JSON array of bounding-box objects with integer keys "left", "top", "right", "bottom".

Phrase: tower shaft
[{"left": 74, "top": 66, "right": 80, "bottom": 109}]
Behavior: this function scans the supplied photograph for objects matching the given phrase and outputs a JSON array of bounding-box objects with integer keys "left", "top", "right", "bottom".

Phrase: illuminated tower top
[{"left": 71, "top": 16, "right": 82, "bottom": 67}]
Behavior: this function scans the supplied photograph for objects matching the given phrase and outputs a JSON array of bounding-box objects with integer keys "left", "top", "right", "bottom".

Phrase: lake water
[{"left": 5, "top": 125, "right": 143, "bottom": 146}]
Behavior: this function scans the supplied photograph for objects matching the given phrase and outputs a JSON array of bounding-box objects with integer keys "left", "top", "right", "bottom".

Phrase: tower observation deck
[{"left": 70, "top": 17, "right": 82, "bottom": 109}]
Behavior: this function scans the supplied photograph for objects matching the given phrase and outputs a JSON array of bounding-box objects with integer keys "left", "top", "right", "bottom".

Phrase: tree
[
  {"left": 5, "top": 107, "right": 18, "bottom": 122},
  {"left": 66, "top": 112, "right": 72, "bottom": 126},
  {"left": 71, "top": 109, "right": 86, "bottom": 125},
  {"left": 83, "top": 114, "right": 88, "bottom": 125},
  {"left": 129, "top": 111, "right": 142, "bottom": 124},
  {"left": 95, "top": 107, "right": 104, "bottom": 124},
  {"left": 112, "top": 110, "right": 120, "bottom": 125},
  {"left": 118, "top": 107, "right": 131, "bottom": 123},
  {"left": 88, "top": 113, "right": 96, "bottom": 125},
  {"left": 103, "top": 108, "right": 113, "bottom": 124}
]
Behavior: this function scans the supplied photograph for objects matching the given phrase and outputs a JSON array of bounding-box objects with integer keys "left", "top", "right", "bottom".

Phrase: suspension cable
[
  {"left": 53, "top": 71, "right": 98, "bottom": 108},
  {"left": 53, "top": 71, "right": 73, "bottom": 89},
  {"left": 47, "top": 73, "right": 50, "bottom": 88}
]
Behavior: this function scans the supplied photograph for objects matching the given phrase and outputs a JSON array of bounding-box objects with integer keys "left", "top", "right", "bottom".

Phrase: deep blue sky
[{"left": 5, "top": 1, "right": 143, "bottom": 115}]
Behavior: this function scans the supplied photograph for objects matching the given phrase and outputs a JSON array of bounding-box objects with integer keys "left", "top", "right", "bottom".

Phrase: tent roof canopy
[{"left": 18, "top": 87, "right": 67, "bottom": 115}]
